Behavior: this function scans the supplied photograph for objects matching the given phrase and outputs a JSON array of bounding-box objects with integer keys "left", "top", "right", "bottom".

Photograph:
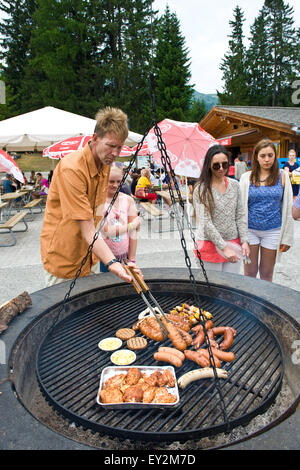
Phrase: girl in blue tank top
[
  {"left": 248, "top": 172, "right": 283, "bottom": 231},
  {"left": 240, "top": 138, "right": 292, "bottom": 283}
]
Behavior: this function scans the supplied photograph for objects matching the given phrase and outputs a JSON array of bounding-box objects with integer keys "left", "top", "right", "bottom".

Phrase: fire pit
[{"left": 4, "top": 269, "right": 300, "bottom": 450}]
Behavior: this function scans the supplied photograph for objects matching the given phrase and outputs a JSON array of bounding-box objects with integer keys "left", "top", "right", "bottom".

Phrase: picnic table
[{"left": 2, "top": 190, "right": 30, "bottom": 217}]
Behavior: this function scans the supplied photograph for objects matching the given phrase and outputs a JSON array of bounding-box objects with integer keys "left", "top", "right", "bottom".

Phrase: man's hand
[
  {"left": 126, "top": 260, "right": 144, "bottom": 279},
  {"left": 108, "top": 262, "right": 133, "bottom": 282}
]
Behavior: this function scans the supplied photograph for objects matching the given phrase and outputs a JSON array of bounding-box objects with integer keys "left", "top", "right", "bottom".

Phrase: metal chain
[{"left": 153, "top": 122, "right": 229, "bottom": 428}]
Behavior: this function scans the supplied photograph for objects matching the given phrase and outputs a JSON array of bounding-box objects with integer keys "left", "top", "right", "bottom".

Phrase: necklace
[{"left": 259, "top": 178, "right": 267, "bottom": 182}]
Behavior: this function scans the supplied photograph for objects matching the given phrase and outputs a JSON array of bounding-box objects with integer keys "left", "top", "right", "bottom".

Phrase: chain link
[{"left": 153, "top": 122, "right": 229, "bottom": 427}]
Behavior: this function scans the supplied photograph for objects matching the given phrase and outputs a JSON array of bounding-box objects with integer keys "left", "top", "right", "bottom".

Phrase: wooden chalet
[{"left": 200, "top": 106, "right": 300, "bottom": 163}]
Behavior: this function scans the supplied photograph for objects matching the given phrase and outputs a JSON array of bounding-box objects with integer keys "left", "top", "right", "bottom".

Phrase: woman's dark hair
[
  {"left": 195, "top": 144, "right": 230, "bottom": 215},
  {"left": 250, "top": 138, "right": 279, "bottom": 186}
]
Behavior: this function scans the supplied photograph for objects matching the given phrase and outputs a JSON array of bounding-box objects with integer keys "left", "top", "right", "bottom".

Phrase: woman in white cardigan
[{"left": 239, "top": 138, "right": 294, "bottom": 282}]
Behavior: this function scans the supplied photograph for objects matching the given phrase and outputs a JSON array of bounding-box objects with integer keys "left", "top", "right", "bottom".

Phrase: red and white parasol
[
  {"left": 146, "top": 119, "right": 218, "bottom": 178},
  {"left": 43, "top": 135, "right": 92, "bottom": 159},
  {"left": 0, "top": 149, "right": 24, "bottom": 183},
  {"left": 43, "top": 136, "right": 149, "bottom": 160},
  {"left": 119, "top": 142, "right": 150, "bottom": 157}
]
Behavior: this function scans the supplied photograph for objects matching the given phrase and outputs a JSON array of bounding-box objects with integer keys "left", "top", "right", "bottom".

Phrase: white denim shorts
[{"left": 248, "top": 227, "right": 281, "bottom": 250}]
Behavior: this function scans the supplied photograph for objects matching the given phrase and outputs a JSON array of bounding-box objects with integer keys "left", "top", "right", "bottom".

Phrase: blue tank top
[{"left": 248, "top": 172, "right": 283, "bottom": 231}]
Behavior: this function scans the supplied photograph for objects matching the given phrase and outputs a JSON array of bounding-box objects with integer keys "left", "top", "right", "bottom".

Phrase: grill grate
[{"left": 36, "top": 291, "right": 284, "bottom": 442}]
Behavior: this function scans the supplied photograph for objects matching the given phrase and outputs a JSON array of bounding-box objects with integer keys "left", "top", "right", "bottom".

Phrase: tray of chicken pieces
[{"left": 97, "top": 366, "right": 179, "bottom": 409}]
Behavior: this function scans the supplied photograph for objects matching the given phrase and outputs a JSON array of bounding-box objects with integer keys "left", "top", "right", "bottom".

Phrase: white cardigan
[{"left": 239, "top": 170, "right": 294, "bottom": 262}]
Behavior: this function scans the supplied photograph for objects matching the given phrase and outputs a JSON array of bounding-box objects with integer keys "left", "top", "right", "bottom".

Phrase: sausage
[
  {"left": 153, "top": 351, "right": 183, "bottom": 368},
  {"left": 212, "top": 326, "right": 236, "bottom": 337},
  {"left": 212, "top": 326, "right": 236, "bottom": 350},
  {"left": 191, "top": 328, "right": 205, "bottom": 348},
  {"left": 176, "top": 327, "right": 193, "bottom": 346},
  {"left": 192, "top": 324, "right": 203, "bottom": 333},
  {"left": 147, "top": 316, "right": 163, "bottom": 333},
  {"left": 219, "top": 327, "right": 234, "bottom": 350},
  {"left": 197, "top": 348, "right": 222, "bottom": 368},
  {"left": 205, "top": 320, "right": 214, "bottom": 330},
  {"left": 184, "top": 350, "right": 209, "bottom": 367},
  {"left": 166, "top": 322, "right": 187, "bottom": 351},
  {"left": 211, "top": 347, "right": 235, "bottom": 362},
  {"left": 158, "top": 347, "right": 185, "bottom": 362},
  {"left": 139, "top": 318, "right": 165, "bottom": 342},
  {"left": 178, "top": 368, "right": 228, "bottom": 389},
  {"left": 166, "top": 314, "right": 191, "bottom": 331}
]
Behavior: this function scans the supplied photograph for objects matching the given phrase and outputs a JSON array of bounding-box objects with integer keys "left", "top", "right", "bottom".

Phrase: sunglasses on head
[{"left": 212, "top": 161, "right": 229, "bottom": 170}]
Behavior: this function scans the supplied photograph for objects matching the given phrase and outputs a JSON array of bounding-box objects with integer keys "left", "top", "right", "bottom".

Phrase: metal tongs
[{"left": 122, "top": 259, "right": 170, "bottom": 338}]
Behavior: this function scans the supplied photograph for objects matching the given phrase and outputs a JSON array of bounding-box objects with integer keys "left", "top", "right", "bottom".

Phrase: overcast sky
[{"left": 152, "top": 0, "right": 300, "bottom": 95}]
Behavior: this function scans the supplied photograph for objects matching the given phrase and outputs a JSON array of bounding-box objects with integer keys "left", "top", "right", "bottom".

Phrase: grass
[{"left": 16, "top": 153, "right": 58, "bottom": 173}]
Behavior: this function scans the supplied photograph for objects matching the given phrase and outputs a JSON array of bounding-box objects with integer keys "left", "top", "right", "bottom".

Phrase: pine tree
[
  {"left": 97, "top": 0, "right": 155, "bottom": 133},
  {"left": 20, "top": 0, "right": 102, "bottom": 116},
  {"left": 188, "top": 98, "right": 207, "bottom": 123},
  {"left": 0, "top": 0, "right": 37, "bottom": 117},
  {"left": 218, "top": 6, "right": 249, "bottom": 105},
  {"left": 246, "top": 11, "right": 273, "bottom": 105},
  {"left": 262, "top": 0, "right": 299, "bottom": 106},
  {"left": 153, "top": 5, "right": 193, "bottom": 122}
]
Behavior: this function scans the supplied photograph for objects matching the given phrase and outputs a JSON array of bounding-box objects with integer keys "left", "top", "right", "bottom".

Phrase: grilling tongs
[{"left": 122, "top": 260, "right": 169, "bottom": 338}]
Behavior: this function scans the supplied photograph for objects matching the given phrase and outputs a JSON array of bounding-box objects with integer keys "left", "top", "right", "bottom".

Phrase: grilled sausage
[
  {"left": 196, "top": 348, "right": 222, "bottom": 368},
  {"left": 219, "top": 327, "right": 234, "bottom": 350},
  {"left": 166, "top": 322, "right": 187, "bottom": 351},
  {"left": 153, "top": 351, "right": 183, "bottom": 368},
  {"left": 191, "top": 328, "right": 205, "bottom": 348},
  {"left": 166, "top": 314, "right": 191, "bottom": 331},
  {"left": 192, "top": 324, "right": 203, "bottom": 333},
  {"left": 211, "top": 347, "right": 235, "bottom": 362},
  {"left": 212, "top": 326, "right": 236, "bottom": 350},
  {"left": 158, "top": 346, "right": 185, "bottom": 362},
  {"left": 139, "top": 318, "right": 165, "bottom": 342},
  {"left": 176, "top": 327, "right": 193, "bottom": 346},
  {"left": 178, "top": 368, "right": 228, "bottom": 389},
  {"left": 184, "top": 349, "right": 209, "bottom": 367}
]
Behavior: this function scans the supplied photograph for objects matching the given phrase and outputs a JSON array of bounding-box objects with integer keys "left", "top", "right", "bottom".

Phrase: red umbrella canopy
[
  {"left": 146, "top": 119, "right": 218, "bottom": 178},
  {"left": 0, "top": 149, "right": 24, "bottom": 183},
  {"left": 43, "top": 135, "right": 92, "bottom": 159},
  {"left": 119, "top": 142, "right": 150, "bottom": 157},
  {"left": 43, "top": 136, "right": 148, "bottom": 160}
]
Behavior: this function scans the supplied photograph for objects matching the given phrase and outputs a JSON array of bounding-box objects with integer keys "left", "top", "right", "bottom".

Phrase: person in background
[
  {"left": 240, "top": 138, "right": 294, "bottom": 282},
  {"left": 3, "top": 173, "right": 17, "bottom": 193},
  {"left": 31, "top": 172, "right": 49, "bottom": 199},
  {"left": 193, "top": 144, "right": 250, "bottom": 274},
  {"left": 234, "top": 156, "right": 248, "bottom": 181},
  {"left": 29, "top": 171, "right": 36, "bottom": 184},
  {"left": 135, "top": 168, "right": 157, "bottom": 205},
  {"left": 119, "top": 168, "right": 132, "bottom": 195},
  {"left": 283, "top": 149, "right": 299, "bottom": 199},
  {"left": 99, "top": 166, "right": 140, "bottom": 272},
  {"left": 40, "top": 106, "right": 140, "bottom": 287},
  {"left": 227, "top": 160, "right": 235, "bottom": 179},
  {"left": 292, "top": 190, "right": 300, "bottom": 220},
  {"left": 130, "top": 170, "right": 140, "bottom": 196}
]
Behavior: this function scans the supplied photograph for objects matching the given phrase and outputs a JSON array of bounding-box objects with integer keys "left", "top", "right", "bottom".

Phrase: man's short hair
[{"left": 94, "top": 107, "right": 128, "bottom": 141}]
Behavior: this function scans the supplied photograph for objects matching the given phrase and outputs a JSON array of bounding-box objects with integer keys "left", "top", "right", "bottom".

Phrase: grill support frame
[{"left": 6, "top": 269, "right": 300, "bottom": 449}]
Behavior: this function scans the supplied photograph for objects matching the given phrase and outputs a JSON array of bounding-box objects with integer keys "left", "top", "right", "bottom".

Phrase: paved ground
[{"left": 0, "top": 205, "right": 300, "bottom": 306}]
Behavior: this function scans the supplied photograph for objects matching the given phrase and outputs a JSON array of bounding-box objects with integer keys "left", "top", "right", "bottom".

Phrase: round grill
[{"left": 36, "top": 289, "right": 284, "bottom": 442}]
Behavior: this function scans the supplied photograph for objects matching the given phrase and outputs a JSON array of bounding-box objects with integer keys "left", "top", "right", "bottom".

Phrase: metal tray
[{"left": 96, "top": 365, "right": 180, "bottom": 409}]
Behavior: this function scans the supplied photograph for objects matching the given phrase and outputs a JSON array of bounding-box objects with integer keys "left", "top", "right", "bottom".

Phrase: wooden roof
[{"left": 201, "top": 106, "right": 300, "bottom": 139}]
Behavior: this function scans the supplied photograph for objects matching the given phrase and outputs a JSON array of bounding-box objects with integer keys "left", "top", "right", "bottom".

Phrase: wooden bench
[
  {"left": 0, "top": 210, "right": 29, "bottom": 246},
  {"left": 23, "top": 198, "right": 43, "bottom": 218}
]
